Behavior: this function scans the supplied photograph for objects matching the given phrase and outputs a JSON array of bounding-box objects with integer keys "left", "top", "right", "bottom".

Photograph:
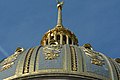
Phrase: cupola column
[
  {"left": 72, "top": 40, "right": 74, "bottom": 45},
  {"left": 54, "top": 31, "right": 57, "bottom": 41},
  {"left": 48, "top": 33, "right": 51, "bottom": 45},
  {"left": 60, "top": 34, "right": 63, "bottom": 44},
  {"left": 44, "top": 40, "right": 46, "bottom": 45},
  {"left": 66, "top": 35, "right": 69, "bottom": 44}
]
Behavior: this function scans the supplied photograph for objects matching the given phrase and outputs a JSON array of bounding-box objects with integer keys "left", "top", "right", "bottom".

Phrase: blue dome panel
[{"left": 38, "top": 46, "right": 64, "bottom": 70}]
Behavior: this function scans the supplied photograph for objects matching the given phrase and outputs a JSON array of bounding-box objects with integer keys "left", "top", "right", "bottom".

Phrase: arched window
[
  {"left": 50, "top": 36, "right": 54, "bottom": 40},
  {"left": 46, "top": 39, "right": 48, "bottom": 45},
  {"left": 57, "top": 35, "right": 60, "bottom": 44},
  {"left": 63, "top": 35, "right": 66, "bottom": 44},
  {"left": 73, "top": 41, "right": 76, "bottom": 45},
  {"left": 69, "top": 37, "right": 72, "bottom": 44}
]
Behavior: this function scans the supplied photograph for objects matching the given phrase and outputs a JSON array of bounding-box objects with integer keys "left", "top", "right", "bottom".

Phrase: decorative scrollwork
[
  {"left": 0, "top": 47, "right": 24, "bottom": 72},
  {"left": 43, "top": 42, "right": 62, "bottom": 60},
  {"left": 82, "top": 45, "right": 105, "bottom": 66},
  {"left": 115, "top": 58, "right": 120, "bottom": 63}
]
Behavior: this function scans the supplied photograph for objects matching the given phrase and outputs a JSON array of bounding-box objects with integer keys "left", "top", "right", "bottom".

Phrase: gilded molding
[
  {"left": 34, "top": 46, "right": 41, "bottom": 71},
  {"left": 23, "top": 48, "right": 34, "bottom": 73},
  {"left": 4, "top": 69, "right": 110, "bottom": 80},
  {"left": 40, "top": 26, "right": 78, "bottom": 46},
  {"left": 0, "top": 47, "right": 24, "bottom": 72},
  {"left": 82, "top": 46, "right": 105, "bottom": 66},
  {"left": 70, "top": 46, "right": 77, "bottom": 71}
]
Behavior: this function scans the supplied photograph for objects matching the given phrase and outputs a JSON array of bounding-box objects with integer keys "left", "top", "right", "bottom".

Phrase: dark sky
[{"left": 0, "top": 0, "right": 120, "bottom": 60}]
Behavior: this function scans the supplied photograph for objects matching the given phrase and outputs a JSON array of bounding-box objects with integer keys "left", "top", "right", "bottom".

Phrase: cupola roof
[{"left": 40, "top": 1, "right": 78, "bottom": 46}]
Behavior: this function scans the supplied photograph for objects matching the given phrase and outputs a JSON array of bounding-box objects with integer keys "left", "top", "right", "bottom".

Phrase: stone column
[
  {"left": 54, "top": 31, "right": 57, "bottom": 41},
  {"left": 44, "top": 40, "right": 46, "bottom": 46},
  {"left": 48, "top": 33, "right": 50, "bottom": 45},
  {"left": 60, "top": 34, "right": 63, "bottom": 44},
  {"left": 66, "top": 35, "right": 69, "bottom": 44},
  {"left": 72, "top": 40, "right": 74, "bottom": 45}
]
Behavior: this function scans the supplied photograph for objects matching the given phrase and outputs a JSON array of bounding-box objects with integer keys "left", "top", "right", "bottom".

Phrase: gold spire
[
  {"left": 56, "top": 0, "right": 64, "bottom": 27},
  {"left": 40, "top": 0, "right": 79, "bottom": 46}
]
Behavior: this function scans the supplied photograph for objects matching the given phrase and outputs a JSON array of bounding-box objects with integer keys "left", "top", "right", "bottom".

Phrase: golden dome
[
  {"left": 0, "top": 1, "right": 120, "bottom": 80},
  {"left": 40, "top": 26, "right": 78, "bottom": 46},
  {"left": 41, "top": 1, "right": 78, "bottom": 46}
]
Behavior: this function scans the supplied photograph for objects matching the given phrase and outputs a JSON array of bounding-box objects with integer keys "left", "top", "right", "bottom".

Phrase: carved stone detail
[
  {"left": 82, "top": 47, "right": 105, "bottom": 66},
  {"left": 0, "top": 47, "right": 24, "bottom": 72},
  {"left": 43, "top": 44, "right": 61, "bottom": 60},
  {"left": 70, "top": 46, "right": 77, "bottom": 71}
]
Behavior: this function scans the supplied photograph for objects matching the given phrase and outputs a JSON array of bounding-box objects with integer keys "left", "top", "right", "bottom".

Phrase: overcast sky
[{"left": 0, "top": 0, "right": 120, "bottom": 60}]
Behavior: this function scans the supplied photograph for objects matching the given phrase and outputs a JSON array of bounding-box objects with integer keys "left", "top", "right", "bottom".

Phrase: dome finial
[{"left": 56, "top": 0, "right": 64, "bottom": 27}]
